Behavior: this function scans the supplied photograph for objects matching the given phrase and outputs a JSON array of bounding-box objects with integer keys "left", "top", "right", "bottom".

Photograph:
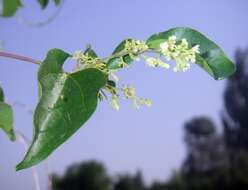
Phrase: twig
[{"left": 0, "top": 51, "right": 40, "bottom": 65}]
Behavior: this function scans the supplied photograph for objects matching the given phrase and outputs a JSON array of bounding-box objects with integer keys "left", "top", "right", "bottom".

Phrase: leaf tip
[
  {"left": 15, "top": 152, "right": 37, "bottom": 171},
  {"left": 15, "top": 162, "right": 25, "bottom": 171},
  {"left": 15, "top": 156, "right": 35, "bottom": 171},
  {"left": 8, "top": 130, "right": 16, "bottom": 142}
]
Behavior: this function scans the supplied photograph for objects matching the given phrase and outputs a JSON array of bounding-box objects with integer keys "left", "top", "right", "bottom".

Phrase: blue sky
[{"left": 1, "top": 0, "right": 248, "bottom": 189}]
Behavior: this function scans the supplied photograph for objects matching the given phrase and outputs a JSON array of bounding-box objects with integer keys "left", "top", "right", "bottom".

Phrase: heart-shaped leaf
[
  {"left": 0, "top": 86, "right": 15, "bottom": 141},
  {"left": 16, "top": 49, "right": 107, "bottom": 170},
  {"left": 146, "top": 27, "right": 236, "bottom": 80}
]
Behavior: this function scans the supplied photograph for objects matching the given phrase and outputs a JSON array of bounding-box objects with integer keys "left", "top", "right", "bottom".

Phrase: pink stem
[{"left": 0, "top": 51, "right": 40, "bottom": 65}]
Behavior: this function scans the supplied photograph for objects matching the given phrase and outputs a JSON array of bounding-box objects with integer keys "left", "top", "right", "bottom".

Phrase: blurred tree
[
  {"left": 51, "top": 160, "right": 111, "bottom": 190},
  {"left": 222, "top": 48, "right": 248, "bottom": 188},
  {"left": 113, "top": 171, "right": 145, "bottom": 190},
  {"left": 182, "top": 117, "right": 228, "bottom": 175},
  {"left": 180, "top": 117, "right": 230, "bottom": 190},
  {"left": 149, "top": 172, "right": 185, "bottom": 190},
  {"left": 223, "top": 48, "right": 248, "bottom": 150}
]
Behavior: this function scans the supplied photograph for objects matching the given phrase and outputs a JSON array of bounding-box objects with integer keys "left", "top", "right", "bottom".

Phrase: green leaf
[
  {"left": 16, "top": 49, "right": 107, "bottom": 170},
  {"left": 107, "top": 80, "right": 116, "bottom": 88},
  {"left": 0, "top": 86, "right": 4, "bottom": 102},
  {"left": 107, "top": 39, "right": 133, "bottom": 70},
  {"left": 37, "top": 0, "right": 49, "bottom": 9},
  {"left": 0, "top": 102, "right": 15, "bottom": 141},
  {"left": 1, "top": 0, "right": 22, "bottom": 17},
  {"left": 146, "top": 27, "right": 236, "bottom": 80},
  {"left": 0, "top": 86, "right": 15, "bottom": 141},
  {"left": 53, "top": 0, "right": 61, "bottom": 6},
  {"left": 84, "top": 45, "right": 98, "bottom": 58}
]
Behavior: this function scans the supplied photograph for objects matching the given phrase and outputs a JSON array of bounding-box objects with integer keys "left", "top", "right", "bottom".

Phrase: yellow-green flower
[
  {"left": 72, "top": 51, "right": 108, "bottom": 73},
  {"left": 110, "top": 95, "right": 120, "bottom": 111},
  {"left": 122, "top": 85, "right": 152, "bottom": 109},
  {"left": 124, "top": 40, "right": 148, "bottom": 54},
  {"left": 144, "top": 56, "right": 170, "bottom": 69}
]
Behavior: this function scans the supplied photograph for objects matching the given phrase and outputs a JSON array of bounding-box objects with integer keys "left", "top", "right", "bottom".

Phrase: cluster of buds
[
  {"left": 159, "top": 36, "right": 200, "bottom": 72},
  {"left": 122, "top": 85, "right": 152, "bottom": 109},
  {"left": 124, "top": 40, "right": 148, "bottom": 54},
  {"left": 107, "top": 85, "right": 152, "bottom": 111},
  {"left": 124, "top": 40, "right": 149, "bottom": 61},
  {"left": 72, "top": 51, "right": 108, "bottom": 74},
  {"left": 72, "top": 36, "right": 200, "bottom": 111},
  {"left": 123, "top": 37, "right": 200, "bottom": 73},
  {"left": 143, "top": 55, "right": 170, "bottom": 69}
]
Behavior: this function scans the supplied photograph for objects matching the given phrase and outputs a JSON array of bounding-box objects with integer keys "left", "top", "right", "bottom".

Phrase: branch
[
  {"left": 0, "top": 51, "right": 40, "bottom": 65},
  {"left": 102, "top": 49, "right": 157, "bottom": 63}
]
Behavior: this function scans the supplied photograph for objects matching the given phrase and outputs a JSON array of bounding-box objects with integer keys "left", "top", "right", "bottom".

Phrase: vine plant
[
  {"left": 0, "top": 27, "right": 236, "bottom": 171},
  {"left": 1, "top": 0, "right": 61, "bottom": 17}
]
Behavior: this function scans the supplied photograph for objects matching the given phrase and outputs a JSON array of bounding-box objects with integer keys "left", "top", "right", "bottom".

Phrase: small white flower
[
  {"left": 190, "top": 57, "right": 196, "bottom": 63},
  {"left": 110, "top": 95, "right": 119, "bottom": 111},
  {"left": 123, "top": 85, "right": 136, "bottom": 99},
  {"left": 192, "top": 45, "right": 200, "bottom": 54},
  {"left": 144, "top": 56, "right": 170, "bottom": 69},
  {"left": 124, "top": 40, "right": 148, "bottom": 54},
  {"left": 159, "top": 62, "right": 170, "bottom": 69},
  {"left": 145, "top": 57, "right": 158, "bottom": 67},
  {"left": 121, "top": 85, "right": 152, "bottom": 109},
  {"left": 160, "top": 41, "right": 169, "bottom": 51},
  {"left": 169, "top": 35, "right": 177, "bottom": 41},
  {"left": 158, "top": 36, "right": 200, "bottom": 73},
  {"left": 138, "top": 98, "right": 152, "bottom": 107},
  {"left": 110, "top": 71, "right": 119, "bottom": 82},
  {"left": 181, "top": 38, "right": 189, "bottom": 48}
]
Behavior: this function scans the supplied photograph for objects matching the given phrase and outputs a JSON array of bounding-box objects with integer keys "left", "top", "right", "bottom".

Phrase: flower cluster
[
  {"left": 108, "top": 85, "right": 152, "bottom": 111},
  {"left": 101, "top": 83, "right": 120, "bottom": 110},
  {"left": 143, "top": 56, "right": 170, "bottom": 69},
  {"left": 122, "top": 85, "right": 152, "bottom": 108},
  {"left": 72, "top": 36, "right": 200, "bottom": 111},
  {"left": 124, "top": 40, "right": 148, "bottom": 54},
  {"left": 159, "top": 36, "right": 200, "bottom": 72},
  {"left": 124, "top": 39, "right": 148, "bottom": 62},
  {"left": 122, "top": 37, "right": 200, "bottom": 73},
  {"left": 72, "top": 51, "right": 108, "bottom": 74}
]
